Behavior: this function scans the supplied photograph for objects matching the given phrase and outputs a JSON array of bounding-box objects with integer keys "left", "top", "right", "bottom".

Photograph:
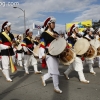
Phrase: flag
[
  {"left": 35, "top": 24, "right": 41, "bottom": 29},
  {"left": 33, "top": 23, "right": 42, "bottom": 30}
]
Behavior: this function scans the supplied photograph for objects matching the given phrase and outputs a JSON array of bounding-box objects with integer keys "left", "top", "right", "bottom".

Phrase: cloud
[
  {"left": 73, "top": 4, "right": 100, "bottom": 22},
  {"left": 0, "top": 0, "right": 98, "bottom": 35}
]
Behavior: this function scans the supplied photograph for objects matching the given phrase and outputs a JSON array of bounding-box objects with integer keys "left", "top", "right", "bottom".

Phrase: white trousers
[
  {"left": 43, "top": 55, "right": 60, "bottom": 89},
  {"left": 97, "top": 57, "right": 100, "bottom": 67},
  {"left": 24, "top": 55, "right": 38, "bottom": 72},
  {"left": 72, "top": 57, "right": 83, "bottom": 71},
  {"left": 46, "top": 55, "right": 59, "bottom": 75},
  {"left": 43, "top": 73, "right": 59, "bottom": 88},
  {"left": 0, "top": 60, "right": 2, "bottom": 70},
  {"left": 88, "top": 63, "right": 95, "bottom": 73},
  {"left": 1, "top": 56, "right": 12, "bottom": 80},
  {"left": 17, "top": 53, "right": 23, "bottom": 66},
  {"left": 64, "top": 63, "right": 87, "bottom": 81},
  {"left": 1, "top": 56, "right": 10, "bottom": 70},
  {"left": 85, "top": 59, "right": 95, "bottom": 72}
]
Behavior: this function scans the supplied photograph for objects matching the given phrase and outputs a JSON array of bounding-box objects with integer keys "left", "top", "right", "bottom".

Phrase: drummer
[
  {"left": 33, "top": 34, "right": 41, "bottom": 47},
  {"left": 83, "top": 28, "right": 96, "bottom": 75},
  {"left": 64, "top": 24, "right": 90, "bottom": 84},
  {"left": 0, "top": 44, "right": 1, "bottom": 70},
  {"left": 95, "top": 28, "right": 100, "bottom": 68},
  {"left": 21, "top": 28, "right": 42, "bottom": 74},
  {"left": 16, "top": 34, "right": 23, "bottom": 67},
  {"left": 39, "top": 16, "right": 62, "bottom": 93},
  {"left": 0, "top": 30, "right": 1, "bottom": 70}
]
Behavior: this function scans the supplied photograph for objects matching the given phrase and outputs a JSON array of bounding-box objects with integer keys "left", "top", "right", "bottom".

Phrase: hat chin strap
[
  {"left": 49, "top": 24, "right": 54, "bottom": 31},
  {"left": 73, "top": 29, "right": 77, "bottom": 34}
]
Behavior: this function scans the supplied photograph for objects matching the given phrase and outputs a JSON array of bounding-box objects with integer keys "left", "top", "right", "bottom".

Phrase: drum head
[
  {"left": 74, "top": 38, "right": 90, "bottom": 55},
  {"left": 90, "top": 39, "right": 100, "bottom": 49},
  {"left": 33, "top": 45, "right": 40, "bottom": 57},
  {"left": 48, "top": 37, "right": 66, "bottom": 56},
  {"left": 59, "top": 48, "right": 76, "bottom": 65}
]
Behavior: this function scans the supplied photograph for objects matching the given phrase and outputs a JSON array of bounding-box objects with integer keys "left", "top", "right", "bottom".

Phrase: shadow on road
[{"left": 0, "top": 72, "right": 33, "bottom": 100}]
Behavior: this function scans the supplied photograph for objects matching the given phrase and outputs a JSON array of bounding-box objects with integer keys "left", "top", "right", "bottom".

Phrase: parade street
[{"left": 0, "top": 61, "right": 100, "bottom": 100}]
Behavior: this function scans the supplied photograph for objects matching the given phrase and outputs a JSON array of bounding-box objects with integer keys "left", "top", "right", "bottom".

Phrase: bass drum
[
  {"left": 74, "top": 38, "right": 90, "bottom": 55},
  {"left": 59, "top": 48, "right": 76, "bottom": 65},
  {"left": 84, "top": 45, "right": 97, "bottom": 60},
  {"left": 97, "top": 46, "right": 100, "bottom": 57},
  {"left": 33, "top": 44, "right": 40, "bottom": 58},
  {"left": 90, "top": 39, "right": 100, "bottom": 49},
  {"left": 48, "top": 37, "right": 67, "bottom": 56}
]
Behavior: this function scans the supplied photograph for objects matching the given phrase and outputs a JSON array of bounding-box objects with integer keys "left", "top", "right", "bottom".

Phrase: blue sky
[{"left": 0, "top": 0, "right": 100, "bottom": 34}]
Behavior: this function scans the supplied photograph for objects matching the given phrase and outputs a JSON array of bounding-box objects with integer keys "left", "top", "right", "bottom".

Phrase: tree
[{"left": 92, "top": 20, "right": 100, "bottom": 29}]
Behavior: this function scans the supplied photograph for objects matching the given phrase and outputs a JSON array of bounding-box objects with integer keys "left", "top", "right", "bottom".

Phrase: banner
[
  {"left": 9, "top": 56, "right": 17, "bottom": 73},
  {"left": 66, "top": 20, "right": 92, "bottom": 32}
]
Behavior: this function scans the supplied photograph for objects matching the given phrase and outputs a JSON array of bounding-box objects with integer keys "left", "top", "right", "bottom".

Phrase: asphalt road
[{"left": 0, "top": 61, "right": 100, "bottom": 100}]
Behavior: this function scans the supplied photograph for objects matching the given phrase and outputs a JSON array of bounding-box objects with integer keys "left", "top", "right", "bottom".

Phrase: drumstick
[
  {"left": 27, "top": 47, "right": 54, "bottom": 56},
  {"left": 45, "top": 47, "right": 54, "bottom": 55},
  {"left": 27, "top": 47, "right": 38, "bottom": 56}
]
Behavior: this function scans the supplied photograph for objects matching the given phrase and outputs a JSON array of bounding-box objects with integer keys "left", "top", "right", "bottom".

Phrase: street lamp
[
  {"left": 18, "top": 16, "right": 29, "bottom": 28},
  {"left": 13, "top": 6, "right": 26, "bottom": 38}
]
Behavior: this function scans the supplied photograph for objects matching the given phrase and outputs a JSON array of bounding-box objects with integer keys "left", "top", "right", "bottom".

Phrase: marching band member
[
  {"left": 94, "top": 28, "right": 100, "bottom": 68},
  {"left": 21, "top": 28, "right": 41, "bottom": 74},
  {"left": 0, "top": 44, "right": 2, "bottom": 70},
  {"left": 0, "top": 21, "right": 15, "bottom": 82},
  {"left": 83, "top": 28, "right": 96, "bottom": 75},
  {"left": 64, "top": 24, "right": 90, "bottom": 84},
  {"left": 33, "top": 34, "right": 41, "bottom": 47},
  {"left": 0, "top": 54, "right": 2, "bottom": 70},
  {"left": 39, "top": 16, "right": 62, "bottom": 93},
  {"left": 64, "top": 32, "right": 68, "bottom": 40},
  {"left": 16, "top": 34, "right": 23, "bottom": 67}
]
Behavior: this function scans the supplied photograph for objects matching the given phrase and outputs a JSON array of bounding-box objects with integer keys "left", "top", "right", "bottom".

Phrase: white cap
[
  {"left": 4, "top": 22, "right": 11, "bottom": 28},
  {"left": 97, "top": 28, "right": 100, "bottom": 32},
  {"left": 48, "top": 16, "right": 56, "bottom": 24},
  {"left": 72, "top": 24, "right": 79, "bottom": 30},
  {"left": 44, "top": 16, "right": 56, "bottom": 27},
  {"left": 89, "top": 28, "right": 94, "bottom": 32},
  {"left": 28, "top": 28, "right": 33, "bottom": 32},
  {"left": 19, "top": 34, "right": 22, "bottom": 37}
]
